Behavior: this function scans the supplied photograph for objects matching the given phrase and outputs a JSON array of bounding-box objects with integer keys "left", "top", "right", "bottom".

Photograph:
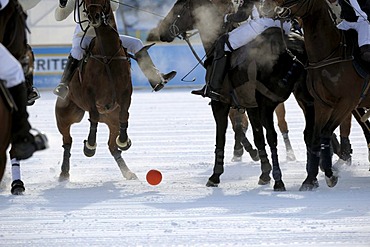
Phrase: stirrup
[
  {"left": 53, "top": 83, "right": 69, "bottom": 99},
  {"left": 27, "top": 87, "right": 40, "bottom": 106},
  {"left": 205, "top": 87, "right": 221, "bottom": 101}
]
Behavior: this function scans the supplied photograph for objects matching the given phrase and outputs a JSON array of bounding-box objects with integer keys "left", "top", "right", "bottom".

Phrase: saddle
[{"left": 344, "top": 29, "right": 370, "bottom": 78}]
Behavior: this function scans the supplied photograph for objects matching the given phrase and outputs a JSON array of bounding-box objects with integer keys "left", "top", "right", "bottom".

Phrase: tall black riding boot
[
  {"left": 135, "top": 44, "right": 177, "bottom": 92},
  {"left": 53, "top": 55, "right": 79, "bottom": 99},
  {"left": 205, "top": 53, "right": 228, "bottom": 101},
  {"left": 360, "top": 44, "right": 370, "bottom": 62},
  {"left": 192, "top": 34, "right": 229, "bottom": 101},
  {"left": 9, "top": 83, "right": 48, "bottom": 160},
  {"left": 23, "top": 44, "right": 40, "bottom": 106}
]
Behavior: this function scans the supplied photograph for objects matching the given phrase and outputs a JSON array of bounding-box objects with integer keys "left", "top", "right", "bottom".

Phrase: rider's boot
[
  {"left": 25, "top": 68, "right": 40, "bottom": 105},
  {"left": 360, "top": 44, "right": 370, "bottom": 62},
  {"left": 9, "top": 82, "right": 48, "bottom": 160},
  {"left": 135, "top": 44, "right": 177, "bottom": 92},
  {"left": 53, "top": 55, "right": 79, "bottom": 99},
  {"left": 23, "top": 45, "right": 40, "bottom": 105}
]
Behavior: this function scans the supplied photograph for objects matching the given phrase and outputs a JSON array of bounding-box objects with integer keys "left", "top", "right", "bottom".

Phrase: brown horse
[
  {"left": 159, "top": 0, "right": 311, "bottom": 190},
  {"left": 0, "top": 0, "right": 28, "bottom": 184},
  {"left": 261, "top": 0, "right": 370, "bottom": 190},
  {"left": 55, "top": 0, "right": 137, "bottom": 181},
  {"left": 0, "top": 86, "right": 12, "bottom": 183}
]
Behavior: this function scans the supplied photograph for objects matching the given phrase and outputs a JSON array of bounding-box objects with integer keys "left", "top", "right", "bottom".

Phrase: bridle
[
  {"left": 84, "top": 0, "right": 111, "bottom": 26},
  {"left": 266, "top": 0, "right": 311, "bottom": 20},
  {"left": 164, "top": 0, "right": 231, "bottom": 70},
  {"left": 165, "top": 0, "right": 193, "bottom": 39}
]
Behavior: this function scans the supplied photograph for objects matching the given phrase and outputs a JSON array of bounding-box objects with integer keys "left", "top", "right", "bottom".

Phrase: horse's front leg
[
  {"left": 107, "top": 122, "right": 137, "bottom": 180},
  {"left": 83, "top": 119, "right": 98, "bottom": 157},
  {"left": 116, "top": 96, "right": 132, "bottom": 151},
  {"left": 55, "top": 99, "right": 84, "bottom": 182},
  {"left": 263, "top": 106, "right": 286, "bottom": 191},
  {"left": 206, "top": 101, "right": 230, "bottom": 187}
]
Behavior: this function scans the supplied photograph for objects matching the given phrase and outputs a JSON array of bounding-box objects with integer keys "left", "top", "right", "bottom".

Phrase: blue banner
[{"left": 32, "top": 44, "right": 206, "bottom": 89}]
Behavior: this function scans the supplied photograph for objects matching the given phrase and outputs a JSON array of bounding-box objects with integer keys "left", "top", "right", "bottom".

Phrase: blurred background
[
  {"left": 26, "top": 0, "right": 205, "bottom": 89},
  {"left": 27, "top": 0, "right": 178, "bottom": 45}
]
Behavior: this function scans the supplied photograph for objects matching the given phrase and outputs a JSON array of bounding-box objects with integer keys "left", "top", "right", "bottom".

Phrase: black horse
[{"left": 158, "top": 0, "right": 314, "bottom": 191}]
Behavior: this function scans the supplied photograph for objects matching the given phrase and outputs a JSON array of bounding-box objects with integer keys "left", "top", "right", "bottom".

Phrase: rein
[{"left": 278, "top": 20, "right": 305, "bottom": 67}]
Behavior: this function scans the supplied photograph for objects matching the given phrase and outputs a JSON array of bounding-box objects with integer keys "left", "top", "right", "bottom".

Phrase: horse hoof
[
  {"left": 258, "top": 173, "right": 271, "bottom": 185},
  {"left": 325, "top": 175, "right": 338, "bottom": 188},
  {"left": 233, "top": 148, "right": 243, "bottom": 159},
  {"left": 299, "top": 178, "right": 319, "bottom": 191},
  {"left": 59, "top": 172, "right": 70, "bottom": 182},
  {"left": 83, "top": 140, "right": 96, "bottom": 157},
  {"left": 123, "top": 171, "right": 138, "bottom": 180},
  {"left": 248, "top": 149, "right": 260, "bottom": 161},
  {"left": 11, "top": 180, "right": 25, "bottom": 195},
  {"left": 273, "top": 180, "right": 286, "bottom": 191},
  {"left": 286, "top": 151, "right": 296, "bottom": 161},
  {"left": 206, "top": 180, "right": 219, "bottom": 187},
  {"left": 231, "top": 156, "right": 242, "bottom": 162},
  {"left": 116, "top": 137, "right": 132, "bottom": 151}
]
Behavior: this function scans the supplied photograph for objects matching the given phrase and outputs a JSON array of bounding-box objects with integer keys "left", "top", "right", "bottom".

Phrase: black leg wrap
[
  {"left": 320, "top": 137, "right": 333, "bottom": 178},
  {"left": 213, "top": 148, "right": 225, "bottom": 174},
  {"left": 119, "top": 122, "right": 129, "bottom": 143}
]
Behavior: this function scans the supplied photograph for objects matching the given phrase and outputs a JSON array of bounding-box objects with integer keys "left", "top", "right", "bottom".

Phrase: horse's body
[
  {"left": 0, "top": 0, "right": 28, "bottom": 183},
  {"left": 159, "top": 0, "right": 312, "bottom": 190},
  {"left": 262, "top": 0, "right": 370, "bottom": 189},
  {"left": 0, "top": 92, "right": 11, "bottom": 182},
  {"left": 55, "top": 0, "right": 137, "bottom": 181}
]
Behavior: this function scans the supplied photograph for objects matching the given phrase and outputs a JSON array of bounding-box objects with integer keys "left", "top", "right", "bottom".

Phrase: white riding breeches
[
  {"left": 226, "top": 17, "right": 291, "bottom": 51},
  {"left": 0, "top": 0, "right": 9, "bottom": 10},
  {"left": 0, "top": 43, "right": 25, "bottom": 88},
  {"left": 70, "top": 25, "right": 144, "bottom": 60},
  {"left": 338, "top": 19, "right": 370, "bottom": 47}
]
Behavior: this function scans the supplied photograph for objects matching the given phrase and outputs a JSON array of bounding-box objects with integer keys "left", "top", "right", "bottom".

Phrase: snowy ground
[{"left": 1, "top": 88, "right": 370, "bottom": 246}]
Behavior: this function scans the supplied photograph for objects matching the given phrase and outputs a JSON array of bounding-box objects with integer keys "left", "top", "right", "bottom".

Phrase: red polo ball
[{"left": 146, "top": 169, "right": 162, "bottom": 186}]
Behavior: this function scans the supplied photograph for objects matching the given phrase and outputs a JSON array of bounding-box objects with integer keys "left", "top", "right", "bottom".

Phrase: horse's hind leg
[
  {"left": 9, "top": 158, "right": 25, "bottom": 195},
  {"left": 336, "top": 114, "right": 353, "bottom": 164},
  {"left": 246, "top": 107, "right": 272, "bottom": 185},
  {"left": 206, "top": 101, "right": 230, "bottom": 187},
  {"left": 106, "top": 122, "right": 137, "bottom": 180},
  {"left": 275, "top": 103, "right": 296, "bottom": 161},
  {"left": 229, "top": 109, "right": 258, "bottom": 162},
  {"left": 353, "top": 108, "right": 370, "bottom": 169}
]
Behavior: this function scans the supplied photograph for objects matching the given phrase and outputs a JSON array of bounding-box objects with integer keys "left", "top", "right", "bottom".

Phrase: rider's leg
[
  {"left": 338, "top": 19, "right": 370, "bottom": 62},
  {"left": 53, "top": 25, "right": 88, "bottom": 99},
  {"left": 133, "top": 41, "right": 176, "bottom": 91},
  {"left": 191, "top": 34, "right": 230, "bottom": 101},
  {"left": 24, "top": 44, "right": 40, "bottom": 105},
  {"left": 9, "top": 82, "right": 48, "bottom": 160},
  {"left": 53, "top": 54, "right": 79, "bottom": 99}
]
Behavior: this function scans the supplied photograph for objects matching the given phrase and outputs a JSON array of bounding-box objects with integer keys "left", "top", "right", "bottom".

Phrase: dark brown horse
[
  {"left": 0, "top": 0, "right": 28, "bottom": 184},
  {"left": 261, "top": 0, "right": 370, "bottom": 190},
  {"left": 159, "top": 0, "right": 312, "bottom": 190},
  {"left": 55, "top": 0, "right": 137, "bottom": 181}
]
